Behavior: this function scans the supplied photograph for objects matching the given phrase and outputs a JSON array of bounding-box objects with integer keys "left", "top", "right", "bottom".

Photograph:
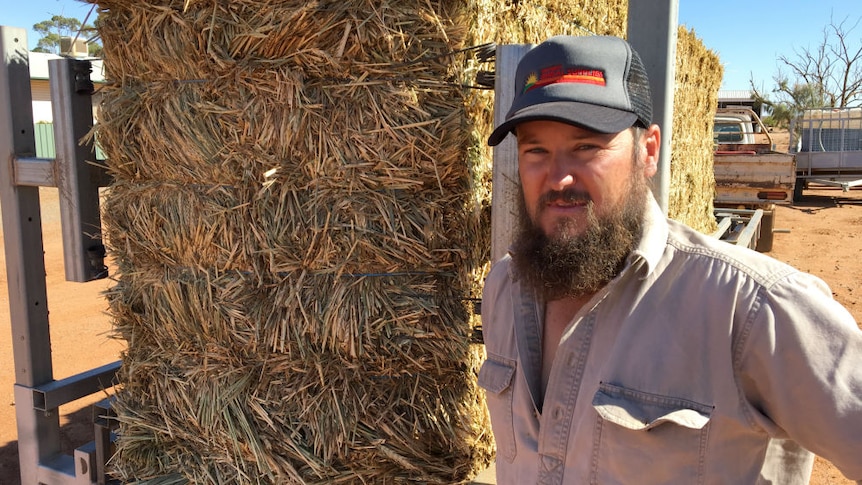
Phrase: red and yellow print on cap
[{"left": 523, "top": 66, "right": 607, "bottom": 94}]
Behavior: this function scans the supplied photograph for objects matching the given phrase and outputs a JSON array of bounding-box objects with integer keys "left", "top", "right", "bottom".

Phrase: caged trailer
[{"left": 790, "top": 107, "right": 862, "bottom": 199}]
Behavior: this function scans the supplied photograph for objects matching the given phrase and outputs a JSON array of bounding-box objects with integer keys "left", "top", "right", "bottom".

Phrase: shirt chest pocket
[
  {"left": 477, "top": 355, "right": 517, "bottom": 463},
  {"left": 591, "top": 382, "right": 713, "bottom": 484}
]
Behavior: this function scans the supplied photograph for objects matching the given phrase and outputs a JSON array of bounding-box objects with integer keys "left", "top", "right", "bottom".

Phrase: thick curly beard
[{"left": 511, "top": 172, "right": 649, "bottom": 301}]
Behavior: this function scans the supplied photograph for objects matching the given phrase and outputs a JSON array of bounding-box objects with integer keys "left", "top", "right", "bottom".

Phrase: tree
[
  {"left": 752, "top": 15, "right": 862, "bottom": 127},
  {"left": 32, "top": 14, "right": 101, "bottom": 57},
  {"left": 755, "top": 82, "right": 827, "bottom": 128}
]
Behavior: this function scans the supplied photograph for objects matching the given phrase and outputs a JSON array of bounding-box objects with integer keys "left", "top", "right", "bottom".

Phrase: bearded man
[{"left": 478, "top": 35, "right": 862, "bottom": 485}]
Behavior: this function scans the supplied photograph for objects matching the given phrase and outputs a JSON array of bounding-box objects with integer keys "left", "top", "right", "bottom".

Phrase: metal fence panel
[{"left": 791, "top": 108, "right": 862, "bottom": 153}]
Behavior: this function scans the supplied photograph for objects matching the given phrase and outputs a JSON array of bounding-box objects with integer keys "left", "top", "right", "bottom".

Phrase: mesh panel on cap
[{"left": 626, "top": 49, "right": 653, "bottom": 127}]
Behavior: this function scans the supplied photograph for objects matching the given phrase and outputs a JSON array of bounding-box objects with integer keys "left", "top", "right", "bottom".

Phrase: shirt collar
[{"left": 625, "top": 193, "right": 669, "bottom": 279}]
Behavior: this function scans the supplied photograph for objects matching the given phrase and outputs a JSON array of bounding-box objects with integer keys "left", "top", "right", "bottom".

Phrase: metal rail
[
  {"left": 1, "top": 25, "right": 116, "bottom": 485},
  {"left": 713, "top": 208, "right": 764, "bottom": 250},
  {"left": 790, "top": 108, "right": 862, "bottom": 194}
]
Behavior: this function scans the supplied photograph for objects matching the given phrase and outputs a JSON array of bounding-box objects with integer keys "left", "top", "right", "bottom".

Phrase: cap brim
[{"left": 487, "top": 101, "right": 639, "bottom": 146}]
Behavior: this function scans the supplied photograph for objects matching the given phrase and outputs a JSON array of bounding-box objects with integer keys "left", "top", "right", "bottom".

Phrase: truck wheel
[
  {"left": 793, "top": 177, "right": 805, "bottom": 203},
  {"left": 756, "top": 210, "right": 775, "bottom": 252}
]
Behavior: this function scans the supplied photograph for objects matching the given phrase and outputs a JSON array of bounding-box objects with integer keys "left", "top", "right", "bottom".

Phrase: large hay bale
[
  {"left": 89, "top": 1, "right": 719, "bottom": 483},
  {"left": 94, "top": 1, "right": 494, "bottom": 483},
  {"left": 668, "top": 26, "right": 722, "bottom": 233}
]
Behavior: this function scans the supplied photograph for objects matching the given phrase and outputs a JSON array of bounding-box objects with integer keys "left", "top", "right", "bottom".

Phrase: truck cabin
[{"left": 714, "top": 107, "right": 775, "bottom": 154}]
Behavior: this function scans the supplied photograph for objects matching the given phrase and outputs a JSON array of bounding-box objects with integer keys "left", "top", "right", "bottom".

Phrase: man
[{"left": 479, "top": 35, "right": 862, "bottom": 484}]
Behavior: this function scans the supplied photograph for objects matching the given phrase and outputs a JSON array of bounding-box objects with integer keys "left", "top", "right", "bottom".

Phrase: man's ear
[{"left": 641, "top": 124, "right": 660, "bottom": 178}]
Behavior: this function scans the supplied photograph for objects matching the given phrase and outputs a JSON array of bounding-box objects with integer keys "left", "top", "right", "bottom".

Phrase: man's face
[
  {"left": 511, "top": 120, "right": 659, "bottom": 299},
  {"left": 515, "top": 120, "right": 655, "bottom": 238}
]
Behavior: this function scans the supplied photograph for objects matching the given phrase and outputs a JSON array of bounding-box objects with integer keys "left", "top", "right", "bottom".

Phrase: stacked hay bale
[
  {"left": 669, "top": 26, "right": 723, "bottom": 233},
  {"left": 90, "top": 0, "right": 718, "bottom": 483},
  {"left": 474, "top": 0, "right": 627, "bottom": 44},
  {"left": 94, "top": 1, "right": 495, "bottom": 483}
]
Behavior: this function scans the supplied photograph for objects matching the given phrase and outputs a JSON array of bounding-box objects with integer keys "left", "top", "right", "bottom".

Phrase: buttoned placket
[
  {"left": 531, "top": 268, "right": 636, "bottom": 484},
  {"left": 536, "top": 310, "right": 597, "bottom": 484}
]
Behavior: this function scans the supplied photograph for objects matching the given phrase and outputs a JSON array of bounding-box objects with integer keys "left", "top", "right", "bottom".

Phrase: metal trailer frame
[
  {"left": 790, "top": 108, "right": 862, "bottom": 194},
  {"left": 1, "top": 26, "right": 118, "bottom": 485},
  {"left": 711, "top": 208, "right": 765, "bottom": 251}
]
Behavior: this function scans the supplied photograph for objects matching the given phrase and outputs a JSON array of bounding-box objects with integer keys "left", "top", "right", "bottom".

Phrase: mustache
[{"left": 539, "top": 189, "right": 592, "bottom": 206}]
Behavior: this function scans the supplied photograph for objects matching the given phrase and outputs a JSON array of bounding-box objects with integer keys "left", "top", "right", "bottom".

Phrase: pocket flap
[
  {"left": 477, "top": 358, "right": 515, "bottom": 395},
  {"left": 592, "top": 383, "right": 712, "bottom": 431}
]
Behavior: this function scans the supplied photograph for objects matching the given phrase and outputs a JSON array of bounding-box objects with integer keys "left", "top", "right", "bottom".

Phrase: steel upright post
[
  {"left": 490, "top": 43, "right": 532, "bottom": 264},
  {"left": 50, "top": 57, "right": 106, "bottom": 283},
  {"left": 0, "top": 26, "right": 61, "bottom": 485},
  {"left": 627, "top": 0, "right": 679, "bottom": 215}
]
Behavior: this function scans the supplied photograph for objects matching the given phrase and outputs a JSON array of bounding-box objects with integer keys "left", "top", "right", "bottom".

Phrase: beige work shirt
[{"left": 479, "top": 197, "right": 862, "bottom": 484}]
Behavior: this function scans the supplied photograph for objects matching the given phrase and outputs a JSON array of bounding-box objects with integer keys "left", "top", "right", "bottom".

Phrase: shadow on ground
[
  {"left": 0, "top": 403, "right": 101, "bottom": 485},
  {"left": 789, "top": 186, "right": 862, "bottom": 213}
]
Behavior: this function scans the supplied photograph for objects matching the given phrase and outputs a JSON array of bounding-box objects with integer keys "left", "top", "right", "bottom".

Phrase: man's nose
[{"left": 548, "top": 155, "right": 576, "bottom": 191}]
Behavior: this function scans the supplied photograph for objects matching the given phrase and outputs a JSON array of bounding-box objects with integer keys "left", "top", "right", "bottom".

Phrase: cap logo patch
[{"left": 524, "top": 65, "right": 606, "bottom": 93}]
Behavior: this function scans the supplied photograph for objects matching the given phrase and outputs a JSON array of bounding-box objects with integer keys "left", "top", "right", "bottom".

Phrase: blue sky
[
  {"left": 4, "top": 0, "right": 860, "bottom": 91},
  {"left": 678, "top": 0, "right": 860, "bottom": 90},
  {"left": 3, "top": 0, "right": 97, "bottom": 48}
]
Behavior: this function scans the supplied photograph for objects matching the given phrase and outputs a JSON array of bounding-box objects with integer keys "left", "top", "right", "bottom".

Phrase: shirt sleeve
[{"left": 735, "top": 270, "right": 862, "bottom": 481}]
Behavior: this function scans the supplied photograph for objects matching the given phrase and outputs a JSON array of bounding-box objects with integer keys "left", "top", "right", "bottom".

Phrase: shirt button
[
  {"left": 553, "top": 407, "right": 562, "bottom": 420},
  {"left": 542, "top": 455, "right": 561, "bottom": 471}
]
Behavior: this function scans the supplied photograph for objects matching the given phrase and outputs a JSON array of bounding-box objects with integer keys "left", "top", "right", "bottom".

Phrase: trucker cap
[{"left": 487, "top": 35, "right": 653, "bottom": 146}]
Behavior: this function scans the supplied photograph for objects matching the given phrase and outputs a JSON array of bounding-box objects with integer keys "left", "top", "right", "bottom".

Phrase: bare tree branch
[{"left": 757, "top": 13, "right": 862, "bottom": 125}]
